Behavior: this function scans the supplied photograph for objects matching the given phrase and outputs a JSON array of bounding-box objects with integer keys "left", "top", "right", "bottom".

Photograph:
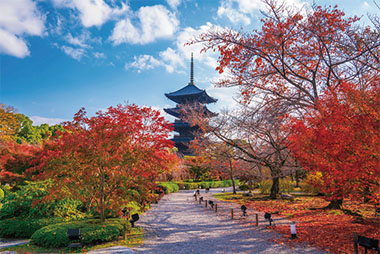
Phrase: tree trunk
[
  {"left": 324, "top": 199, "right": 343, "bottom": 209},
  {"left": 270, "top": 177, "right": 280, "bottom": 199},
  {"left": 295, "top": 170, "right": 299, "bottom": 188},
  {"left": 100, "top": 174, "right": 105, "bottom": 222},
  {"left": 363, "top": 186, "right": 370, "bottom": 203},
  {"left": 229, "top": 160, "right": 236, "bottom": 194}
]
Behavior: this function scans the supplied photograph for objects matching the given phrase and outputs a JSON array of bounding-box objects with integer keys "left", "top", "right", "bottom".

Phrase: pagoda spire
[{"left": 190, "top": 53, "right": 194, "bottom": 85}]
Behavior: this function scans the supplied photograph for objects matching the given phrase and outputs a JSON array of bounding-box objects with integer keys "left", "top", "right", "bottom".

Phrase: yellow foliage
[
  {"left": 0, "top": 104, "right": 20, "bottom": 142},
  {"left": 300, "top": 171, "right": 324, "bottom": 194}
]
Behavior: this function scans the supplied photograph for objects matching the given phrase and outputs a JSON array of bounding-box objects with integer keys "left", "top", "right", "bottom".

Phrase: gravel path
[{"left": 133, "top": 188, "right": 328, "bottom": 254}]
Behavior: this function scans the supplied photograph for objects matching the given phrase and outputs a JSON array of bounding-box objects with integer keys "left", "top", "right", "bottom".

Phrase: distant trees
[
  {"left": 0, "top": 104, "right": 64, "bottom": 185},
  {"left": 0, "top": 104, "right": 20, "bottom": 144}
]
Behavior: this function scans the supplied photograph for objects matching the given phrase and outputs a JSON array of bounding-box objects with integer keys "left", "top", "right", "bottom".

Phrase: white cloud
[
  {"left": 93, "top": 52, "right": 106, "bottom": 59},
  {"left": 217, "top": 1, "right": 251, "bottom": 25},
  {"left": 30, "top": 116, "right": 66, "bottom": 126},
  {"left": 175, "top": 22, "right": 221, "bottom": 69},
  {"left": 361, "top": 1, "right": 371, "bottom": 10},
  {"left": 110, "top": 5, "right": 179, "bottom": 45},
  {"left": 0, "top": 29, "right": 30, "bottom": 58},
  {"left": 65, "top": 33, "right": 91, "bottom": 48},
  {"left": 53, "top": 0, "right": 129, "bottom": 27},
  {"left": 166, "top": 0, "right": 181, "bottom": 9},
  {"left": 125, "top": 55, "right": 162, "bottom": 73},
  {"left": 61, "top": 45, "right": 86, "bottom": 61},
  {"left": 159, "top": 47, "right": 184, "bottom": 73},
  {"left": 125, "top": 22, "right": 221, "bottom": 74},
  {"left": 217, "top": 0, "right": 308, "bottom": 25},
  {"left": 0, "top": 0, "right": 45, "bottom": 58},
  {"left": 207, "top": 85, "right": 240, "bottom": 111}
]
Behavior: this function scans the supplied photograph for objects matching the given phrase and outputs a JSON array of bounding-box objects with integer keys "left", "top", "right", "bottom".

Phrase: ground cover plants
[
  {"left": 214, "top": 192, "right": 380, "bottom": 254},
  {"left": 2, "top": 226, "right": 144, "bottom": 254},
  {"left": 158, "top": 180, "right": 235, "bottom": 193}
]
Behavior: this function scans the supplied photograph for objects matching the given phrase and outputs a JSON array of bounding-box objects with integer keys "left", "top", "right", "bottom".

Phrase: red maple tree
[
  {"left": 192, "top": 0, "right": 380, "bottom": 206},
  {"left": 289, "top": 81, "right": 380, "bottom": 206},
  {"left": 0, "top": 141, "right": 40, "bottom": 185},
  {"left": 34, "top": 104, "right": 176, "bottom": 221}
]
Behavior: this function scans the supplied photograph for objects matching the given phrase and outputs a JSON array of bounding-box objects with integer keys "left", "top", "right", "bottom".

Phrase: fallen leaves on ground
[{"left": 218, "top": 194, "right": 380, "bottom": 254}]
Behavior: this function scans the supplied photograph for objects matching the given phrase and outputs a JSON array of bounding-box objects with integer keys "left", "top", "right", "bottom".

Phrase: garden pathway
[{"left": 132, "top": 188, "right": 329, "bottom": 254}]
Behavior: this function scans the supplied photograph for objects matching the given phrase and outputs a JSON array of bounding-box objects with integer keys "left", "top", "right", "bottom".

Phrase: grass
[
  {"left": 2, "top": 227, "right": 144, "bottom": 254},
  {"left": 214, "top": 192, "right": 380, "bottom": 254}
]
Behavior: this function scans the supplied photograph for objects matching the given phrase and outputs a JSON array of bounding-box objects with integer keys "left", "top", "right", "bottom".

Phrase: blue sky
[{"left": 1, "top": 0, "right": 379, "bottom": 125}]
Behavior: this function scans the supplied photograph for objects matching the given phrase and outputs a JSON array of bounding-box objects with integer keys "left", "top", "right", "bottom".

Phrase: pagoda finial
[{"left": 190, "top": 52, "right": 194, "bottom": 85}]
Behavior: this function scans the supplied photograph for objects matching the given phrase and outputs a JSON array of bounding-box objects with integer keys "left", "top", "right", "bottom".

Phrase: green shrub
[
  {"left": 258, "top": 178, "right": 296, "bottom": 194},
  {"left": 280, "top": 178, "right": 296, "bottom": 193},
  {"left": 238, "top": 184, "right": 249, "bottom": 191},
  {"left": 183, "top": 182, "right": 200, "bottom": 190},
  {"left": 0, "top": 181, "right": 86, "bottom": 220},
  {"left": 0, "top": 188, "right": 4, "bottom": 202},
  {"left": 178, "top": 180, "right": 234, "bottom": 190},
  {"left": 31, "top": 218, "right": 130, "bottom": 248},
  {"left": 157, "top": 182, "right": 179, "bottom": 194},
  {"left": 0, "top": 217, "right": 64, "bottom": 238}
]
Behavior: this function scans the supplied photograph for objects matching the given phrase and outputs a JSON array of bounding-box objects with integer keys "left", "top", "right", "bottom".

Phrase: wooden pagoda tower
[{"left": 164, "top": 53, "right": 217, "bottom": 156}]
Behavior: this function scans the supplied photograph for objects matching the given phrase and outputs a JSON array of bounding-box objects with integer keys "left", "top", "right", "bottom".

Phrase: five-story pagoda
[{"left": 164, "top": 53, "right": 217, "bottom": 156}]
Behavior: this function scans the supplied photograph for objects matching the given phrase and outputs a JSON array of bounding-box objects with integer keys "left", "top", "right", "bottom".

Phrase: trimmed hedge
[
  {"left": 157, "top": 180, "right": 236, "bottom": 194},
  {"left": 181, "top": 180, "right": 234, "bottom": 190},
  {"left": 31, "top": 218, "right": 130, "bottom": 248},
  {"left": 0, "top": 188, "right": 4, "bottom": 202},
  {"left": 0, "top": 217, "right": 64, "bottom": 238},
  {"left": 157, "top": 182, "right": 179, "bottom": 194}
]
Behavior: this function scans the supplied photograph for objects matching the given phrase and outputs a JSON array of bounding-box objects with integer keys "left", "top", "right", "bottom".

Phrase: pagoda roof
[
  {"left": 165, "top": 84, "right": 217, "bottom": 104},
  {"left": 165, "top": 53, "right": 217, "bottom": 104},
  {"left": 164, "top": 105, "right": 218, "bottom": 118},
  {"left": 171, "top": 136, "right": 193, "bottom": 143}
]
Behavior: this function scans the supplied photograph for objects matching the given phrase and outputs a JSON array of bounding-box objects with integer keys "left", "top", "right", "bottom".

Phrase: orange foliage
[{"left": 242, "top": 197, "right": 379, "bottom": 254}]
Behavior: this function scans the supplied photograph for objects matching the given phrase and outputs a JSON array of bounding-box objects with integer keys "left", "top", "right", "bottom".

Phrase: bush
[
  {"left": 0, "top": 188, "right": 4, "bottom": 202},
  {"left": 238, "top": 184, "right": 249, "bottom": 191},
  {"left": 157, "top": 182, "right": 179, "bottom": 194},
  {"left": 300, "top": 172, "right": 323, "bottom": 194},
  {"left": 157, "top": 180, "right": 236, "bottom": 192},
  {"left": 280, "top": 178, "right": 296, "bottom": 193},
  {"left": 0, "top": 217, "right": 64, "bottom": 238},
  {"left": 31, "top": 218, "right": 130, "bottom": 248},
  {"left": 0, "top": 181, "right": 86, "bottom": 220},
  {"left": 258, "top": 178, "right": 295, "bottom": 194}
]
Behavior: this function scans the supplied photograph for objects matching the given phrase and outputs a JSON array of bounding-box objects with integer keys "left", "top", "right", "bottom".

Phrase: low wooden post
[
  {"left": 353, "top": 232, "right": 358, "bottom": 254},
  {"left": 255, "top": 214, "right": 259, "bottom": 226},
  {"left": 215, "top": 204, "right": 218, "bottom": 212},
  {"left": 231, "top": 208, "right": 234, "bottom": 220},
  {"left": 205, "top": 200, "right": 207, "bottom": 208}
]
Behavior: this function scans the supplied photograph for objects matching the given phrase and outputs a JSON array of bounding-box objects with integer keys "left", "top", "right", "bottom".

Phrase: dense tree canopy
[
  {"left": 34, "top": 104, "right": 176, "bottom": 222},
  {"left": 192, "top": 0, "right": 380, "bottom": 205},
  {"left": 289, "top": 81, "right": 380, "bottom": 204}
]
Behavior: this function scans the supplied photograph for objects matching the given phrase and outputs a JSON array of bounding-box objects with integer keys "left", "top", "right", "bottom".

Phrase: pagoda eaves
[{"left": 165, "top": 83, "right": 217, "bottom": 104}]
